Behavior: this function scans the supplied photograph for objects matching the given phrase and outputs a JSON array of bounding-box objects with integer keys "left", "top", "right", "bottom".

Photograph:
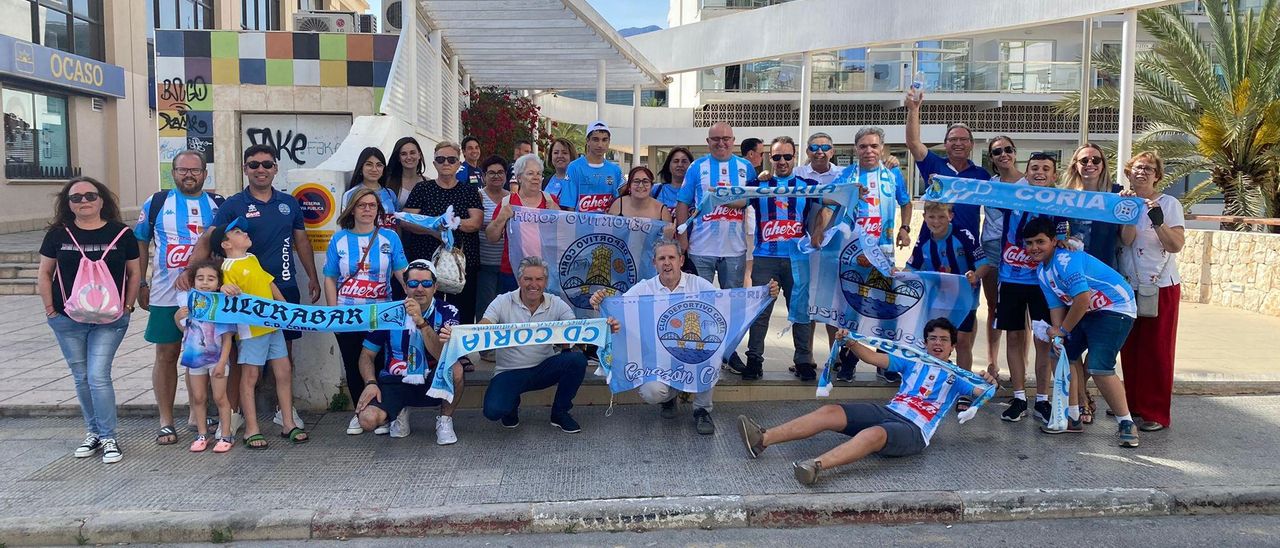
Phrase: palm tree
[{"left": 1060, "top": 1, "right": 1280, "bottom": 231}]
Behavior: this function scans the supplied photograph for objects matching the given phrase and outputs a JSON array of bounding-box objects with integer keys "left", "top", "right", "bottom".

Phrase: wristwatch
[
  {"left": 139, "top": 281, "right": 149, "bottom": 288},
  {"left": 365, "top": 378, "right": 379, "bottom": 387},
  {"left": 899, "top": 226, "right": 910, "bottom": 232}
]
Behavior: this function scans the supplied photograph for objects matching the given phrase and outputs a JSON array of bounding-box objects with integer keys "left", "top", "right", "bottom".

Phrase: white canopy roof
[{"left": 418, "top": 0, "right": 667, "bottom": 90}]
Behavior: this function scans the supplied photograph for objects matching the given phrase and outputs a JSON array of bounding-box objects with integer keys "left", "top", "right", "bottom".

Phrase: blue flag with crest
[{"left": 599, "top": 286, "right": 774, "bottom": 394}]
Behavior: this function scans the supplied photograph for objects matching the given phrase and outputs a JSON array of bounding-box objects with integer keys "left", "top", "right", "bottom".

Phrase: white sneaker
[
  {"left": 373, "top": 422, "right": 390, "bottom": 435},
  {"left": 435, "top": 416, "right": 457, "bottom": 445},
  {"left": 346, "top": 415, "right": 364, "bottom": 435},
  {"left": 273, "top": 408, "right": 304, "bottom": 429},
  {"left": 100, "top": 438, "right": 122, "bottom": 464},
  {"left": 214, "top": 412, "right": 244, "bottom": 439},
  {"left": 389, "top": 408, "right": 410, "bottom": 438}
]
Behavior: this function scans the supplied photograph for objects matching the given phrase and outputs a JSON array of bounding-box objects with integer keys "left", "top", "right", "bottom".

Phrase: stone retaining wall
[{"left": 1179, "top": 230, "right": 1280, "bottom": 317}]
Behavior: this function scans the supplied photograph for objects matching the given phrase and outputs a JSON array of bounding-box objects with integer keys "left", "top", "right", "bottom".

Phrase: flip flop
[
  {"left": 458, "top": 355, "right": 476, "bottom": 373},
  {"left": 155, "top": 425, "right": 178, "bottom": 446},
  {"left": 213, "top": 437, "right": 234, "bottom": 453},
  {"left": 281, "top": 427, "right": 309, "bottom": 444},
  {"left": 244, "top": 433, "right": 268, "bottom": 450}
]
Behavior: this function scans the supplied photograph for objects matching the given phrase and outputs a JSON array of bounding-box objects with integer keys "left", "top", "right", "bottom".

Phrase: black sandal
[
  {"left": 155, "top": 425, "right": 178, "bottom": 446},
  {"left": 458, "top": 355, "right": 476, "bottom": 373}
]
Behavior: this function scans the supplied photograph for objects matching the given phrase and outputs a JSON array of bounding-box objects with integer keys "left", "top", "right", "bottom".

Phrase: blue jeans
[
  {"left": 48, "top": 314, "right": 130, "bottom": 439},
  {"left": 476, "top": 264, "right": 502, "bottom": 322},
  {"left": 690, "top": 254, "right": 745, "bottom": 289},
  {"left": 483, "top": 351, "right": 587, "bottom": 420}
]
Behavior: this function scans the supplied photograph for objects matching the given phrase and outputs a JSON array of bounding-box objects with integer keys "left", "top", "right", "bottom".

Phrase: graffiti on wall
[{"left": 241, "top": 114, "right": 353, "bottom": 173}]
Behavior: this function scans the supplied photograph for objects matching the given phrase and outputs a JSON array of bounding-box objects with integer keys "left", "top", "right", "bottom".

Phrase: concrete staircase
[{"left": 0, "top": 251, "right": 39, "bottom": 295}]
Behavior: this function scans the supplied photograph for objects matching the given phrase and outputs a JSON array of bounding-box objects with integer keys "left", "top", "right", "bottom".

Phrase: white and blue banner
[
  {"left": 507, "top": 206, "right": 667, "bottom": 317},
  {"left": 818, "top": 331, "right": 997, "bottom": 423},
  {"left": 429, "top": 318, "right": 611, "bottom": 403},
  {"left": 186, "top": 291, "right": 411, "bottom": 332},
  {"left": 923, "top": 176, "right": 1144, "bottom": 224},
  {"left": 599, "top": 287, "right": 774, "bottom": 394},
  {"left": 394, "top": 208, "right": 461, "bottom": 248},
  {"left": 1047, "top": 337, "right": 1071, "bottom": 430},
  {"left": 801, "top": 227, "right": 975, "bottom": 350},
  {"left": 695, "top": 181, "right": 862, "bottom": 214}
]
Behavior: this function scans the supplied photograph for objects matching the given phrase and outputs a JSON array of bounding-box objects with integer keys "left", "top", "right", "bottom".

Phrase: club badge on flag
[
  {"left": 186, "top": 291, "right": 411, "bottom": 332},
  {"left": 599, "top": 287, "right": 774, "bottom": 394},
  {"left": 506, "top": 207, "right": 667, "bottom": 318},
  {"left": 802, "top": 223, "right": 975, "bottom": 350},
  {"left": 923, "top": 175, "right": 1144, "bottom": 224},
  {"left": 430, "top": 319, "right": 611, "bottom": 402}
]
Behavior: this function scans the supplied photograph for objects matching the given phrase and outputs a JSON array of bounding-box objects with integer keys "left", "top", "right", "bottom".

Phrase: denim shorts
[
  {"left": 238, "top": 330, "right": 288, "bottom": 366},
  {"left": 1064, "top": 310, "right": 1134, "bottom": 376}
]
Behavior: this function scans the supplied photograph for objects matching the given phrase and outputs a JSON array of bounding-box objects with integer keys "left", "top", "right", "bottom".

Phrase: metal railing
[{"left": 700, "top": 60, "right": 1083, "bottom": 94}]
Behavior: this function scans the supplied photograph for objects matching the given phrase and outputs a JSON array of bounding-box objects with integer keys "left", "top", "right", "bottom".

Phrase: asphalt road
[{"left": 145, "top": 514, "right": 1280, "bottom": 547}]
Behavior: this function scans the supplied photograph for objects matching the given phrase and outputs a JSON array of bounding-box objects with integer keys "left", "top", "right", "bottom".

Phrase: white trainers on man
[
  {"left": 389, "top": 408, "right": 411, "bottom": 438},
  {"left": 214, "top": 412, "right": 244, "bottom": 439},
  {"left": 435, "top": 416, "right": 457, "bottom": 445},
  {"left": 273, "top": 408, "right": 304, "bottom": 429},
  {"left": 346, "top": 415, "right": 364, "bottom": 435}
]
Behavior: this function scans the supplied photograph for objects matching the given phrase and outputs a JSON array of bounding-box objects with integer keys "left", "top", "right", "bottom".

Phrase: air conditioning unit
[
  {"left": 383, "top": 0, "right": 403, "bottom": 34},
  {"left": 293, "top": 11, "right": 356, "bottom": 33},
  {"left": 357, "top": 13, "right": 377, "bottom": 34}
]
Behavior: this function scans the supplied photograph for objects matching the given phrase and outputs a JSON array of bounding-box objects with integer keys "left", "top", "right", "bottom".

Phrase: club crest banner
[
  {"left": 506, "top": 206, "right": 667, "bottom": 318},
  {"left": 186, "top": 291, "right": 410, "bottom": 332},
  {"left": 599, "top": 287, "right": 774, "bottom": 394},
  {"left": 429, "top": 318, "right": 611, "bottom": 402},
  {"left": 817, "top": 331, "right": 997, "bottom": 423},
  {"left": 802, "top": 225, "right": 975, "bottom": 349},
  {"left": 923, "top": 176, "right": 1144, "bottom": 224}
]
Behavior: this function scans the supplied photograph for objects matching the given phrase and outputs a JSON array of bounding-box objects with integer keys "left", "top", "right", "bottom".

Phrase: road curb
[{"left": 4, "top": 486, "right": 1277, "bottom": 545}]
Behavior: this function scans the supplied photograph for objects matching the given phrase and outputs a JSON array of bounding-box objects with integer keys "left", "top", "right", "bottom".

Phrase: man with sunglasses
[
  {"left": 905, "top": 88, "right": 988, "bottom": 240},
  {"left": 195, "top": 144, "right": 321, "bottom": 430},
  {"left": 739, "top": 136, "right": 817, "bottom": 382},
  {"left": 981, "top": 152, "right": 1066, "bottom": 424},
  {"left": 676, "top": 122, "right": 756, "bottom": 374},
  {"left": 559, "top": 121, "right": 624, "bottom": 213},
  {"left": 355, "top": 260, "right": 463, "bottom": 444}
]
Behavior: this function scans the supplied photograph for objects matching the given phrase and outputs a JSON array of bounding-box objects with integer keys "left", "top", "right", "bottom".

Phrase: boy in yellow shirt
[{"left": 210, "top": 218, "right": 308, "bottom": 448}]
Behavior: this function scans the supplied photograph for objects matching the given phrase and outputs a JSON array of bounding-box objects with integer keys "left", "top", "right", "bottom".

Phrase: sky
[{"left": 363, "top": 0, "right": 666, "bottom": 31}]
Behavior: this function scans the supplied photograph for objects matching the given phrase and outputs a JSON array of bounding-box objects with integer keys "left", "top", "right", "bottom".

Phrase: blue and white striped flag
[
  {"left": 599, "top": 287, "right": 773, "bottom": 394},
  {"left": 803, "top": 224, "right": 975, "bottom": 349},
  {"left": 507, "top": 206, "right": 667, "bottom": 318}
]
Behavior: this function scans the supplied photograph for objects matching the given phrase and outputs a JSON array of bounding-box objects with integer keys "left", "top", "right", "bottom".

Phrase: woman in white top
[{"left": 1118, "top": 151, "right": 1185, "bottom": 433}]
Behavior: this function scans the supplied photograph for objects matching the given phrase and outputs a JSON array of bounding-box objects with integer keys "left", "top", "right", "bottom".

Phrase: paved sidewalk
[
  {"left": 1, "top": 292, "right": 1278, "bottom": 412},
  {"left": 0, "top": 396, "right": 1277, "bottom": 544}
]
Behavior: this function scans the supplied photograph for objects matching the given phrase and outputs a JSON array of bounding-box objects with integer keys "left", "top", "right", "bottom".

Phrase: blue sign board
[{"left": 0, "top": 34, "right": 126, "bottom": 98}]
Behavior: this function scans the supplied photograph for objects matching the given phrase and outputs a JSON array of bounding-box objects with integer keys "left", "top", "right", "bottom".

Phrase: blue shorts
[
  {"left": 1063, "top": 311, "right": 1134, "bottom": 376},
  {"left": 239, "top": 331, "right": 288, "bottom": 366}
]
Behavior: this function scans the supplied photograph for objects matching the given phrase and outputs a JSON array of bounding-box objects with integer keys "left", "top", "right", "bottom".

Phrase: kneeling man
[
  {"left": 737, "top": 318, "right": 996, "bottom": 485},
  {"left": 356, "top": 260, "right": 463, "bottom": 444}
]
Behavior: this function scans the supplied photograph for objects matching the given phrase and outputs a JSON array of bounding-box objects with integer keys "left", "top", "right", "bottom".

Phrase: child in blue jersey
[
  {"left": 173, "top": 261, "right": 236, "bottom": 454},
  {"left": 559, "top": 121, "right": 624, "bottom": 213},
  {"left": 1022, "top": 217, "right": 1140, "bottom": 446},
  {"left": 737, "top": 318, "right": 997, "bottom": 485},
  {"left": 906, "top": 202, "right": 993, "bottom": 400}
]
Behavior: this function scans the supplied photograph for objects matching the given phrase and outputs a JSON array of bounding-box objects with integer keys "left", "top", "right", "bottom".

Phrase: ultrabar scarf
[
  {"left": 599, "top": 286, "right": 774, "bottom": 394},
  {"left": 817, "top": 331, "right": 997, "bottom": 423},
  {"left": 186, "top": 291, "right": 411, "bottom": 332},
  {"left": 429, "top": 318, "right": 611, "bottom": 403},
  {"left": 506, "top": 206, "right": 666, "bottom": 318},
  {"left": 394, "top": 208, "right": 460, "bottom": 248},
  {"left": 923, "top": 176, "right": 1144, "bottom": 224}
]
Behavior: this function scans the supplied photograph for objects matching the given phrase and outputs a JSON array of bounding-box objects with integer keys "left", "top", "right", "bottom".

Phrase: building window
[
  {"left": 4, "top": 87, "right": 74, "bottom": 180},
  {"left": 915, "top": 40, "right": 970, "bottom": 92},
  {"left": 0, "top": 1, "right": 103, "bottom": 61},
  {"left": 1000, "top": 40, "right": 1054, "bottom": 91},
  {"left": 152, "top": 0, "right": 214, "bottom": 31},
  {"left": 242, "top": 0, "right": 281, "bottom": 31}
]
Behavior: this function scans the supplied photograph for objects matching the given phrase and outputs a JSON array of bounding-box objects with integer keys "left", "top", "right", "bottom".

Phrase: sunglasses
[
  {"left": 771, "top": 154, "right": 794, "bottom": 162},
  {"left": 434, "top": 156, "right": 459, "bottom": 165},
  {"left": 808, "top": 144, "right": 833, "bottom": 153},
  {"left": 1077, "top": 156, "right": 1104, "bottom": 166},
  {"left": 68, "top": 192, "right": 100, "bottom": 204},
  {"left": 245, "top": 160, "right": 276, "bottom": 169},
  {"left": 405, "top": 279, "right": 435, "bottom": 288},
  {"left": 990, "top": 146, "right": 1015, "bottom": 157}
]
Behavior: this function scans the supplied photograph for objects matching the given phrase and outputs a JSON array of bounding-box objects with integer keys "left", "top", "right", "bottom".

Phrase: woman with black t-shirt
[
  {"left": 37, "top": 177, "right": 141, "bottom": 465},
  {"left": 402, "top": 140, "right": 484, "bottom": 325}
]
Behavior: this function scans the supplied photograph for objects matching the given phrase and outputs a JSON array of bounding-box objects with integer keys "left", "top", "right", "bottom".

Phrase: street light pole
[{"left": 1116, "top": 9, "right": 1138, "bottom": 185}]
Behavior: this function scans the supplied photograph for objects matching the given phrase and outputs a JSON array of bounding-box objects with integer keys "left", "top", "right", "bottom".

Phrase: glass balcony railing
[
  {"left": 699, "top": 60, "right": 1083, "bottom": 94},
  {"left": 699, "top": 0, "right": 791, "bottom": 9}
]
